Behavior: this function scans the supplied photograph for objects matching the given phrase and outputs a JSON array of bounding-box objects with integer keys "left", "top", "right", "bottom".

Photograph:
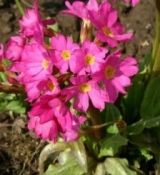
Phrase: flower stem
[
  {"left": 88, "top": 107, "right": 102, "bottom": 139},
  {"left": 15, "top": 0, "right": 24, "bottom": 16},
  {"left": 80, "top": 20, "right": 92, "bottom": 43},
  {"left": 151, "top": 0, "right": 160, "bottom": 73}
]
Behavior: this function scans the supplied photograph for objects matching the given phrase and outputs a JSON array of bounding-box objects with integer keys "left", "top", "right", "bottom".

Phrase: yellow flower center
[
  {"left": 47, "top": 80, "right": 55, "bottom": 91},
  {"left": 42, "top": 59, "right": 49, "bottom": 69},
  {"left": 79, "top": 83, "right": 91, "bottom": 93},
  {"left": 102, "top": 26, "right": 113, "bottom": 37},
  {"left": 105, "top": 65, "right": 116, "bottom": 79},
  {"left": 85, "top": 54, "right": 95, "bottom": 65},
  {"left": 61, "top": 50, "right": 71, "bottom": 61}
]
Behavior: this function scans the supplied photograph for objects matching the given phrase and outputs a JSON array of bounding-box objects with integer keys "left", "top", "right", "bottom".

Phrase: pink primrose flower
[
  {"left": 16, "top": 42, "right": 53, "bottom": 82},
  {"left": 28, "top": 95, "right": 85, "bottom": 142},
  {"left": 19, "top": 5, "right": 43, "bottom": 40},
  {"left": 24, "top": 75, "right": 60, "bottom": 102},
  {"left": 63, "top": 0, "right": 98, "bottom": 20},
  {"left": 89, "top": 1, "right": 132, "bottom": 47},
  {"left": 55, "top": 109, "right": 86, "bottom": 141},
  {"left": 5, "top": 36, "right": 25, "bottom": 61},
  {"left": 28, "top": 116, "right": 59, "bottom": 141},
  {"left": 51, "top": 35, "right": 80, "bottom": 73},
  {"left": 62, "top": 75, "right": 107, "bottom": 112},
  {"left": 25, "top": 79, "right": 40, "bottom": 102},
  {"left": 76, "top": 40, "right": 107, "bottom": 74},
  {"left": 94, "top": 52, "right": 138, "bottom": 102},
  {"left": 19, "top": 0, "right": 55, "bottom": 42}
]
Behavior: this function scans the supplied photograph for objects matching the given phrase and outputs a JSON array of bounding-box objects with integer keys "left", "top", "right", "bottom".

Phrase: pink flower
[
  {"left": 28, "top": 96, "right": 61, "bottom": 142},
  {"left": 28, "top": 95, "right": 85, "bottom": 142},
  {"left": 15, "top": 42, "right": 53, "bottom": 83},
  {"left": 62, "top": 75, "right": 107, "bottom": 112},
  {"left": 19, "top": 0, "right": 55, "bottom": 42},
  {"left": 5, "top": 36, "right": 25, "bottom": 61},
  {"left": 25, "top": 76, "right": 60, "bottom": 102},
  {"left": 76, "top": 41, "right": 107, "bottom": 74},
  {"left": 94, "top": 52, "right": 138, "bottom": 102},
  {"left": 51, "top": 35, "right": 79, "bottom": 73},
  {"left": 55, "top": 110, "right": 85, "bottom": 141},
  {"left": 89, "top": 1, "right": 132, "bottom": 47},
  {"left": 19, "top": 3, "right": 43, "bottom": 40},
  {"left": 63, "top": 0, "right": 98, "bottom": 20},
  {"left": 25, "top": 79, "right": 40, "bottom": 102},
  {"left": 0, "top": 44, "right": 4, "bottom": 59},
  {"left": 37, "top": 76, "right": 60, "bottom": 96}
]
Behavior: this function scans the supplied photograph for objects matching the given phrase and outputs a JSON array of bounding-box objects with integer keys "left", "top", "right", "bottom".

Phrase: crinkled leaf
[
  {"left": 95, "top": 158, "right": 137, "bottom": 175},
  {"left": 44, "top": 151, "right": 87, "bottom": 175},
  {"left": 43, "top": 141, "right": 88, "bottom": 175},
  {"left": 99, "top": 135, "right": 128, "bottom": 157}
]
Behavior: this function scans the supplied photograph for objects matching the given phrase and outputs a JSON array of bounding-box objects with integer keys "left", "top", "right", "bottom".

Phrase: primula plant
[{"left": 2, "top": 0, "right": 160, "bottom": 174}]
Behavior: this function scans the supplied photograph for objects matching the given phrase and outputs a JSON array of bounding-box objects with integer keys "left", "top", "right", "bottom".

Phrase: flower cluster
[{"left": 1, "top": 0, "right": 138, "bottom": 142}]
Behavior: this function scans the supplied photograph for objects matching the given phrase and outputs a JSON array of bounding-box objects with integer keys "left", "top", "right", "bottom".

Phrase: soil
[{"left": 0, "top": 0, "right": 156, "bottom": 174}]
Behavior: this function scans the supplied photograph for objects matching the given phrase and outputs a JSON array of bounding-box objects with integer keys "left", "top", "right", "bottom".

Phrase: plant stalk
[
  {"left": 88, "top": 107, "right": 102, "bottom": 139},
  {"left": 15, "top": 0, "right": 24, "bottom": 16},
  {"left": 151, "top": 0, "right": 160, "bottom": 73},
  {"left": 80, "top": 20, "right": 91, "bottom": 43}
]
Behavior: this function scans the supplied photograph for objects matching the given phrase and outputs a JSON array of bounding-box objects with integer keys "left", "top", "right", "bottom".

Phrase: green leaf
[
  {"left": 6, "top": 100, "right": 26, "bottom": 114},
  {"left": 127, "top": 116, "right": 160, "bottom": 135},
  {"left": 140, "top": 52, "right": 151, "bottom": 72},
  {"left": 0, "top": 92, "right": 26, "bottom": 114},
  {"left": 126, "top": 120, "right": 144, "bottom": 135},
  {"left": 145, "top": 116, "right": 160, "bottom": 128},
  {"left": 140, "top": 148, "right": 153, "bottom": 161},
  {"left": 99, "top": 135, "right": 128, "bottom": 157},
  {"left": 0, "top": 72, "right": 7, "bottom": 82},
  {"left": 102, "top": 104, "right": 122, "bottom": 123},
  {"left": 44, "top": 151, "right": 87, "bottom": 175},
  {"left": 120, "top": 74, "right": 146, "bottom": 123},
  {"left": 84, "top": 137, "right": 99, "bottom": 158},
  {"left": 48, "top": 23, "right": 59, "bottom": 32},
  {"left": 107, "top": 123, "right": 119, "bottom": 134},
  {"left": 141, "top": 76, "right": 160, "bottom": 119},
  {"left": 95, "top": 158, "right": 137, "bottom": 175}
]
